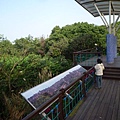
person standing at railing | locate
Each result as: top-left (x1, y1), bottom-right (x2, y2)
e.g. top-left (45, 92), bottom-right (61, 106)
top-left (95, 43), bottom-right (101, 58)
top-left (94, 58), bottom-right (105, 89)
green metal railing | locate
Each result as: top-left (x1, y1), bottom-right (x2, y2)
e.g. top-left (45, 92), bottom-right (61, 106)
top-left (22, 67), bottom-right (95, 120)
top-left (73, 51), bottom-right (101, 66)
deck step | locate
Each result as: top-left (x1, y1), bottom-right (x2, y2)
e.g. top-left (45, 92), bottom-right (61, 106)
top-left (84, 66), bottom-right (120, 80)
top-left (104, 69), bottom-right (120, 72)
top-left (103, 71), bottom-right (120, 75)
top-left (103, 67), bottom-right (120, 80)
top-left (103, 75), bottom-right (120, 80)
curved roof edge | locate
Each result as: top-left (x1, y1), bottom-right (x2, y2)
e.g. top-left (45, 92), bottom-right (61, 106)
top-left (75, 0), bottom-right (120, 17)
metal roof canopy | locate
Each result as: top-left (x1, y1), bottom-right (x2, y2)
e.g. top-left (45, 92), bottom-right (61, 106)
top-left (75, 0), bottom-right (120, 34)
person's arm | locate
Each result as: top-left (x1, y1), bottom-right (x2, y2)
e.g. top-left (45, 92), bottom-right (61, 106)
top-left (95, 64), bottom-right (100, 70)
top-left (101, 63), bottom-right (105, 70)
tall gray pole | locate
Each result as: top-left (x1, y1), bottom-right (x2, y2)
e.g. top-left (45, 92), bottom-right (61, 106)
top-left (113, 13), bottom-right (115, 35)
top-left (109, 1), bottom-right (111, 34)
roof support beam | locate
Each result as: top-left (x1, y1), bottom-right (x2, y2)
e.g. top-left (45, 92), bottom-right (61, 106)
top-left (94, 3), bottom-right (108, 28)
top-left (116, 24), bottom-right (120, 32)
top-left (102, 13), bottom-right (109, 27)
top-left (113, 14), bottom-right (120, 28)
top-left (75, 0), bottom-right (120, 35)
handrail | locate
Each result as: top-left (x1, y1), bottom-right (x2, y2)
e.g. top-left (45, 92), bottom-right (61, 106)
top-left (22, 93), bottom-right (61, 120)
top-left (73, 50), bottom-right (101, 66)
top-left (73, 48), bottom-right (93, 53)
top-left (73, 51), bottom-right (101, 54)
top-left (22, 67), bottom-right (95, 120)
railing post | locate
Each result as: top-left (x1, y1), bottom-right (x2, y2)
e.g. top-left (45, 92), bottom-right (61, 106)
top-left (73, 53), bottom-right (75, 66)
top-left (58, 89), bottom-right (65, 120)
top-left (74, 54), bottom-right (77, 66)
top-left (82, 73), bottom-right (87, 98)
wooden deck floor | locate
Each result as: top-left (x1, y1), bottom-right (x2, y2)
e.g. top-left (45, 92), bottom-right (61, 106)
top-left (102, 56), bottom-right (120, 68)
top-left (67, 79), bottom-right (120, 120)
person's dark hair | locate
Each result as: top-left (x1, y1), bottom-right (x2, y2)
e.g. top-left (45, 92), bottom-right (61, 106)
top-left (97, 58), bottom-right (102, 64)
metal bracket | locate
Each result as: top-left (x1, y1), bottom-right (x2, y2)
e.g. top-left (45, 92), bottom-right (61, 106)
top-left (79, 80), bottom-right (82, 84)
top-left (89, 74), bottom-right (93, 78)
top-left (116, 24), bottom-right (120, 32)
top-left (65, 92), bottom-right (73, 100)
top-left (94, 3), bottom-right (108, 28)
top-left (42, 112), bottom-right (51, 120)
top-left (113, 14), bottom-right (120, 28)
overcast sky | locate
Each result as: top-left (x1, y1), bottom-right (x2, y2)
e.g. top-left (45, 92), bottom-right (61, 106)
top-left (0, 0), bottom-right (105, 42)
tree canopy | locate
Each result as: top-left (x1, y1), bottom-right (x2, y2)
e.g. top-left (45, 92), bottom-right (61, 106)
top-left (1, 21), bottom-right (120, 119)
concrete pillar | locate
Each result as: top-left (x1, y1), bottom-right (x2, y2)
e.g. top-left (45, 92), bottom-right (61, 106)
top-left (106, 34), bottom-right (114, 63)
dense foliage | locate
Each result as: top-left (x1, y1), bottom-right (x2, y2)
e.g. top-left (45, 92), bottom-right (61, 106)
top-left (1, 21), bottom-right (118, 119)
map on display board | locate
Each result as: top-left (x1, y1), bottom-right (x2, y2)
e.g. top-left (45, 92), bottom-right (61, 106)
top-left (21, 65), bottom-right (87, 109)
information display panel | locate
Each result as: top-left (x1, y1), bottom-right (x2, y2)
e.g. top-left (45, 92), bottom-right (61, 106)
top-left (21, 65), bottom-right (86, 108)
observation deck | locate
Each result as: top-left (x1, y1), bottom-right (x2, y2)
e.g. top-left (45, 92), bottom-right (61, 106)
top-left (22, 51), bottom-right (120, 120)
top-left (67, 79), bottom-right (120, 120)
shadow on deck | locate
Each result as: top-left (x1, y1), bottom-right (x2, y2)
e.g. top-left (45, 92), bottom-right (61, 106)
top-left (66, 79), bottom-right (120, 120)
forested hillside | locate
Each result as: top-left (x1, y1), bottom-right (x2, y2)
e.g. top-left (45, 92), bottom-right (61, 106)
top-left (0, 21), bottom-right (120, 119)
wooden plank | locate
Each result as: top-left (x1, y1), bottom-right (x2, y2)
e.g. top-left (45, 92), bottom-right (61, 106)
top-left (89, 80), bottom-right (112, 120)
top-left (105, 80), bottom-right (117, 120)
top-left (68, 80), bottom-right (120, 120)
top-left (98, 80), bottom-right (115, 120)
top-left (72, 87), bottom-right (98, 120)
top-left (73, 80), bottom-right (108, 120)
top-left (111, 81), bottom-right (120, 120)
top-left (66, 87), bottom-right (97, 120)
top-left (117, 81), bottom-right (120, 120)
top-left (83, 80), bottom-right (109, 120)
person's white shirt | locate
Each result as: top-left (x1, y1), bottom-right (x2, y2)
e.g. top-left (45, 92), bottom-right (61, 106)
top-left (94, 63), bottom-right (105, 76)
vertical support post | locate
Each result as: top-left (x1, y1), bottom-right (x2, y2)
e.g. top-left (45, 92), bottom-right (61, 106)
top-left (73, 53), bottom-right (77, 66)
top-left (59, 89), bottom-right (64, 120)
top-left (106, 34), bottom-right (114, 63)
top-left (109, 1), bottom-right (111, 34)
top-left (82, 73), bottom-right (87, 98)
top-left (73, 53), bottom-right (75, 66)
top-left (114, 36), bottom-right (117, 58)
top-left (113, 12), bottom-right (115, 35)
